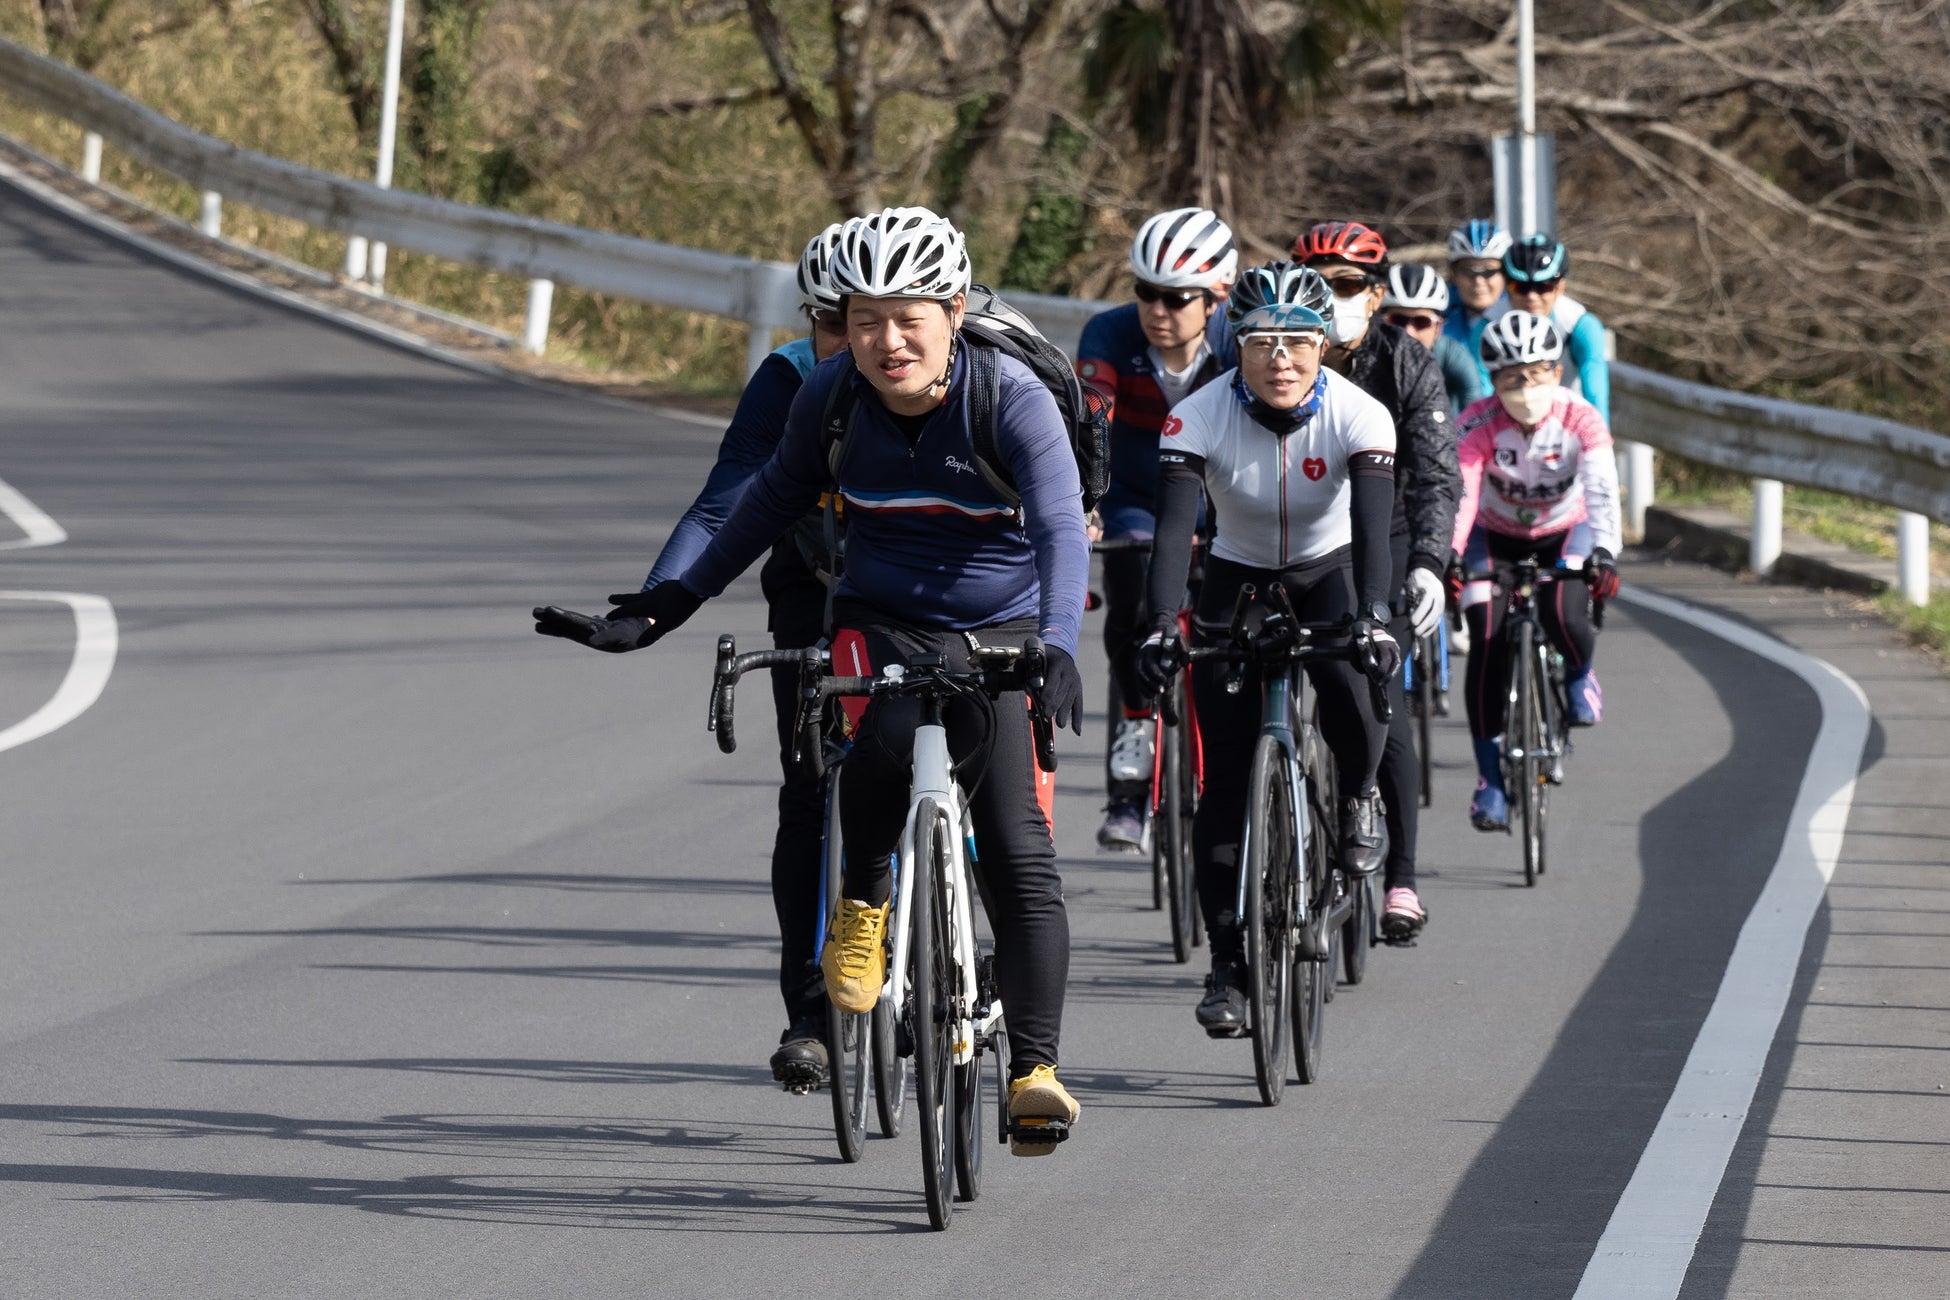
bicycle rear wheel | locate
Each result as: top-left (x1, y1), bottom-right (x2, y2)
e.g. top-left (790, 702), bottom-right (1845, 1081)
top-left (953, 994), bottom-right (988, 1201)
top-left (1515, 623), bottom-right (1545, 887)
top-left (1244, 734), bottom-right (1295, 1107)
top-left (1159, 679), bottom-right (1197, 963)
top-left (1294, 729), bottom-right (1333, 1082)
top-left (871, 994), bottom-right (905, 1138)
top-left (821, 773), bottom-right (870, 1163)
top-left (910, 799), bottom-right (956, 1229)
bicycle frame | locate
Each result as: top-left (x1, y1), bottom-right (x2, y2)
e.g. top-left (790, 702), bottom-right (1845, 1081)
top-left (1232, 664), bottom-right (1315, 934)
top-left (886, 708), bottom-right (999, 1067)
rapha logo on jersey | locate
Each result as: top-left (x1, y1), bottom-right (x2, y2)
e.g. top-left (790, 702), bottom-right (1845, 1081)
top-left (1495, 447), bottom-right (1520, 468)
top-left (1302, 457), bottom-right (1327, 481)
top-left (1161, 415), bottom-right (1185, 438)
top-left (944, 455), bottom-right (978, 476)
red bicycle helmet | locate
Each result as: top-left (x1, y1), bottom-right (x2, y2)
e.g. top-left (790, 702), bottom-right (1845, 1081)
top-left (1291, 220), bottom-right (1389, 268)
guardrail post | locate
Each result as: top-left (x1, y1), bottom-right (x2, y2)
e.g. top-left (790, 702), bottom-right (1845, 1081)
top-left (80, 132), bottom-right (102, 184)
top-left (522, 278), bottom-right (554, 355)
top-left (744, 322), bottom-right (775, 379)
top-left (198, 191), bottom-right (221, 238)
top-left (343, 235), bottom-right (369, 283)
top-left (1896, 511), bottom-right (1931, 606)
top-left (1751, 478), bottom-right (1784, 577)
top-left (1618, 440), bottom-right (1654, 542)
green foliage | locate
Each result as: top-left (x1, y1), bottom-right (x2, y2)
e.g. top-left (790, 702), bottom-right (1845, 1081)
top-left (1000, 117), bottom-right (1093, 294)
top-left (1081, 1), bottom-right (1173, 148)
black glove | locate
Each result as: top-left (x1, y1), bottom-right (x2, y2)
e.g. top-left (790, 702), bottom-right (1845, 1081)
top-left (1134, 633), bottom-right (1176, 697)
top-left (1586, 547), bottom-right (1621, 602)
top-left (531, 580), bottom-right (704, 655)
top-left (1041, 646), bottom-right (1086, 735)
top-left (1444, 552), bottom-right (1466, 609)
top-left (1351, 617), bottom-right (1403, 682)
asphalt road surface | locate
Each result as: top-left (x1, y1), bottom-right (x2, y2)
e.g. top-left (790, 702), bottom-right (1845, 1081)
top-left (0, 181), bottom-right (1943, 1298)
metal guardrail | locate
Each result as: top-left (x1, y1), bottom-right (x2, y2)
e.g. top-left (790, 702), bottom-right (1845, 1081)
top-left (0, 37), bottom-right (1938, 602)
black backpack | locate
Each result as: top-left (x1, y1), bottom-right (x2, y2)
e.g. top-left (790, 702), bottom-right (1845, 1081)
top-left (817, 284), bottom-right (1111, 515)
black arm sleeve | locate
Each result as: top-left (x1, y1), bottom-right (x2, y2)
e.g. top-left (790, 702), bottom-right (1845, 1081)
top-left (1394, 335), bottom-right (1463, 572)
top-left (1349, 454), bottom-right (1396, 613)
top-left (1146, 454), bottom-right (1207, 636)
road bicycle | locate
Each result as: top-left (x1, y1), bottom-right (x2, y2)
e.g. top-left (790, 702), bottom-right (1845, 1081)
top-left (709, 634), bottom-right (1061, 1229)
top-left (1402, 617), bottom-right (1452, 808)
top-left (1162, 585), bottom-right (1392, 1106)
top-left (1467, 558), bottom-right (1601, 886)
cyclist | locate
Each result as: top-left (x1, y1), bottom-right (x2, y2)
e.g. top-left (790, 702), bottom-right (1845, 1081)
top-left (1076, 207), bottom-right (1238, 851)
top-left (1383, 262), bottom-right (1488, 416)
top-left (531, 224), bottom-right (849, 1091)
top-left (1444, 219), bottom-right (1512, 388)
top-left (1449, 311), bottom-right (1622, 831)
top-left (534, 207), bottom-right (1090, 1154)
top-left (1293, 222), bottom-right (1459, 940)
top-left (1502, 233), bottom-right (1609, 423)
top-left (1134, 262), bottom-right (1402, 1034)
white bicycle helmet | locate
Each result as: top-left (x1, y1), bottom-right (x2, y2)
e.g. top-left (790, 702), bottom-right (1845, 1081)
top-left (829, 206), bottom-right (970, 301)
top-left (1479, 310), bottom-right (1565, 370)
top-left (796, 222), bottom-right (847, 311)
top-left (1447, 218), bottom-right (1513, 263)
top-left (1130, 207), bottom-right (1239, 289)
top-left (1382, 263), bottom-right (1450, 314)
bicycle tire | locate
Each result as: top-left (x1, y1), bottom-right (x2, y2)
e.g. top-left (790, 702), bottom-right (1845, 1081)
top-left (1160, 678), bottom-right (1196, 963)
top-left (910, 799), bottom-right (956, 1229)
top-left (1416, 636), bottom-right (1435, 808)
top-left (1516, 622), bottom-right (1543, 887)
top-left (1341, 869), bottom-right (1374, 987)
top-left (953, 1052), bottom-right (985, 1202)
top-left (1244, 734), bottom-right (1294, 1107)
top-left (871, 993), bottom-right (906, 1138)
top-left (1534, 644), bottom-right (1555, 877)
top-left (820, 772), bottom-right (870, 1163)
top-left (1294, 725), bottom-right (1331, 1082)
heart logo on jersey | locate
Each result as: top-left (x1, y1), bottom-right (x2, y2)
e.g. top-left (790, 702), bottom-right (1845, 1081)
top-left (1302, 457), bottom-right (1326, 481)
top-left (1161, 415), bottom-right (1185, 437)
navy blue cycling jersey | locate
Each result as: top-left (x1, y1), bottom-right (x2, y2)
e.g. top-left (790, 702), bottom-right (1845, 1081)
top-left (679, 346), bottom-right (1089, 659)
top-left (1075, 304), bottom-right (1235, 522)
top-left (645, 338), bottom-right (817, 587)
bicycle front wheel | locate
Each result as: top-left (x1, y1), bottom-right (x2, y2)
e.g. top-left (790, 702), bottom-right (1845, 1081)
top-left (871, 993), bottom-right (906, 1138)
top-left (1417, 636), bottom-right (1435, 807)
top-left (1515, 623), bottom-right (1544, 887)
top-left (1244, 734), bottom-right (1295, 1107)
top-left (1159, 679), bottom-right (1197, 963)
top-left (822, 772), bottom-right (870, 1163)
top-left (909, 799), bottom-right (956, 1229)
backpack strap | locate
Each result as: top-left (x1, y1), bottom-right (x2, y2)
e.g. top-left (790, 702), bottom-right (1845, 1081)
top-left (965, 343), bottom-right (1021, 514)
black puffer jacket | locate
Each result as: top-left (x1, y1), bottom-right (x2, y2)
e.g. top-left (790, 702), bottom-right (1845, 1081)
top-left (1336, 321), bottom-right (1462, 575)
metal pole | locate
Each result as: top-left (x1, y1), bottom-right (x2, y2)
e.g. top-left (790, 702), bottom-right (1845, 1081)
top-left (1516, 0), bottom-right (1537, 234)
top-left (1619, 442), bottom-right (1654, 543)
top-left (1751, 479), bottom-right (1783, 577)
top-left (367, 0), bottom-right (407, 289)
top-left (1896, 511), bottom-right (1930, 607)
top-left (522, 279), bottom-right (555, 355)
top-left (80, 132), bottom-right (102, 184)
top-left (198, 191), bottom-right (222, 238)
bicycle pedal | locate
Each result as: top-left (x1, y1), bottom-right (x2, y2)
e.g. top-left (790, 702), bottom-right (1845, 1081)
top-left (1007, 1116), bottom-right (1072, 1153)
top-left (1202, 1023), bottom-right (1248, 1040)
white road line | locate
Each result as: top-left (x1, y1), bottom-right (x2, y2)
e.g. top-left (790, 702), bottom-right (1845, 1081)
top-left (0, 474), bottom-right (68, 548)
top-left (0, 592), bottom-right (118, 753)
top-left (1573, 587), bottom-right (1871, 1300)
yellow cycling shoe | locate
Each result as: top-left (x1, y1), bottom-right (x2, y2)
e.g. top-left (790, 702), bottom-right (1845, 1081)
top-left (820, 898), bottom-right (890, 1013)
top-left (1006, 1064), bottom-right (1079, 1157)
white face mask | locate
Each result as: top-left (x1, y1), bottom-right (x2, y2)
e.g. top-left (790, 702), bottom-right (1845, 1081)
top-left (1328, 293), bottom-right (1372, 346)
top-left (1497, 383), bottom-right (1560, 427)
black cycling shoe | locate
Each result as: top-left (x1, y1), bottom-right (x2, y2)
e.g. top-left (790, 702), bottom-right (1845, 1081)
top-left (769, 1017), bottom-right (829, 1093)
top-left (1339, 790), bottom-right (1389, 876)
top-left (1196, 961), bottom-right (1249, 1038)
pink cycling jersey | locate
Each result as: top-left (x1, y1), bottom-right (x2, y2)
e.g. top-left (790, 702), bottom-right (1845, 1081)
top-left (1450, 388), bottom-right (1622, 555)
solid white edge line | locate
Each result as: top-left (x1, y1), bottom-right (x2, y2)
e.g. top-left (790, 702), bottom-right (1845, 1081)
top-left (0, 592), bottom-right (118, 753)
top-left (0, 473), bottom-right (67, 549)
top-left (1572, 586), bottom-right (1870, 1300)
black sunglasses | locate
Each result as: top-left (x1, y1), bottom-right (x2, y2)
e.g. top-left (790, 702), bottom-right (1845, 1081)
top-left (1384, 311), bottom-right (1442, 331)
top-left (1456, 266), bottom-right (1503, 281)
top-left (1134, 282), bottom-right (1210, 310)
top-left (1509, 279), bottom-right (1564, 296)
top-left (1323, 274), bottom-right (1375, 296)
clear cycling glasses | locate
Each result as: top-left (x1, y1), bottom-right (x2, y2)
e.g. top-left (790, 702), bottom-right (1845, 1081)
top-left (1240, 332), bottom-right (1326, 364)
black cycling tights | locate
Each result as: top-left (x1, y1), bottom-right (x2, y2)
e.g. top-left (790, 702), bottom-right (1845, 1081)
top-left (1462, 530), bottom-right (1597, 741)
top-left (1192, 552), bottom-right (1387, 962)
top-left (830, 605), bottom-right (1069, 1077)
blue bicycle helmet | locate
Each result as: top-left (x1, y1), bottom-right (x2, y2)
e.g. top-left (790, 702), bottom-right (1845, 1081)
top-left (1446, 218), bottom-right (1512, 263)
top-left (1227, 261), bottom-right (1334, 333)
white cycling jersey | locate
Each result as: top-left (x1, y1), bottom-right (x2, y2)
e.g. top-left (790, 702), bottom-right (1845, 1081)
top-left (1159, 366), bottom-right (1396, 570)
